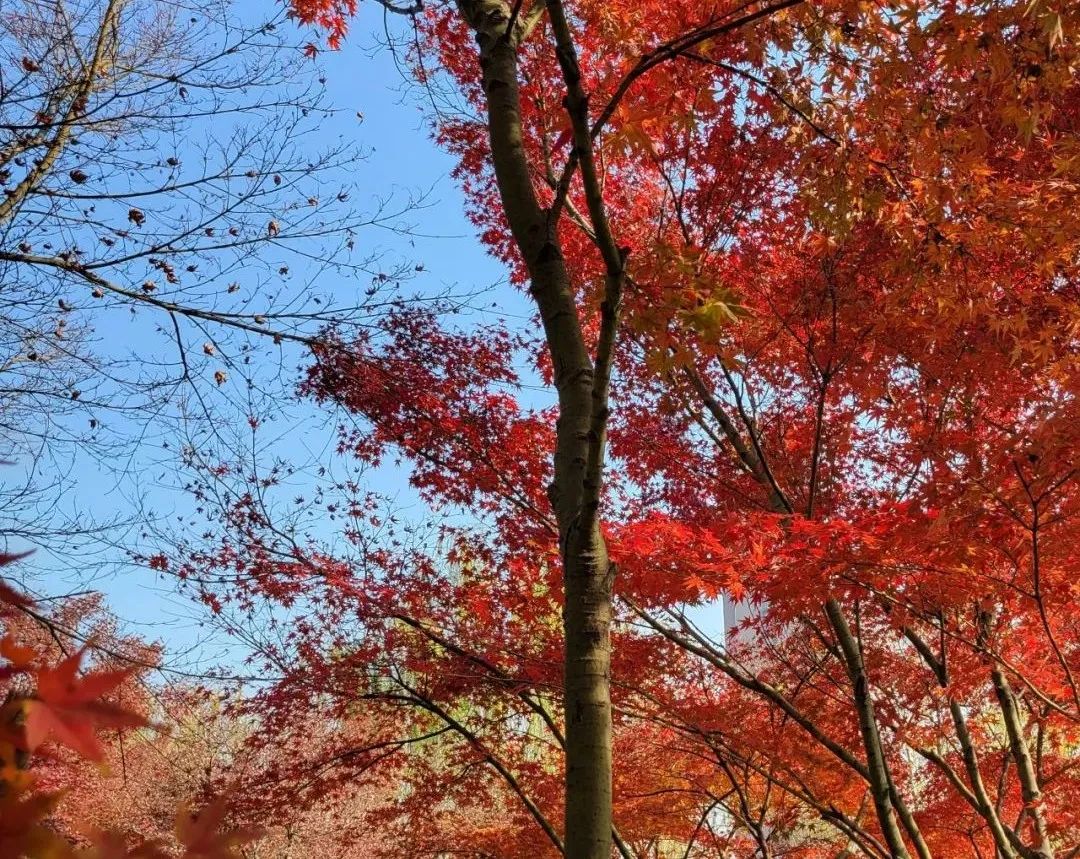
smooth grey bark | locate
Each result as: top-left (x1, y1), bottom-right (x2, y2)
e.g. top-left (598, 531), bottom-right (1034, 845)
top-left (454, 3), bottom-right (614, 856)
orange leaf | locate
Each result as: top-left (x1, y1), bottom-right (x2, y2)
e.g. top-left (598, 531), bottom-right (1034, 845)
top-left (23, 649), bottom-right (147, 761)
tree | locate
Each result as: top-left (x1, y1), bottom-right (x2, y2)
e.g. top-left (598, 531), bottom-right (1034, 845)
top-left (0, 0), bottom-right (417, 571)
top-left (0, 543), bottom-right (405, 858)
top-left (152, 0), bottom-right (1080, 858)
top-left (286, 1), bottom-right (817, 855)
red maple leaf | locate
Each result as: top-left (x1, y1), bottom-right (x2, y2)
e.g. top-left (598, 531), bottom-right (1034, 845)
top-left (23, 648), bottom-right (147, 761)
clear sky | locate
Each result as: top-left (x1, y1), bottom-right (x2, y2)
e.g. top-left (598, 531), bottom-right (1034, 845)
top-left (12, 6), bottom-right (520, 667)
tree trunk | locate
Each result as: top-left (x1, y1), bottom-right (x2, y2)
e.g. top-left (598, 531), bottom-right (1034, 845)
top-left (455, 3), bottom-right (614, 856)
top-left (563, 525), bottom-right (613, 859)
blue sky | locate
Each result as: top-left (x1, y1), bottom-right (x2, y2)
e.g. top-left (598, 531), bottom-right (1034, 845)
top-left (11, 8), bottom-right (522, 666)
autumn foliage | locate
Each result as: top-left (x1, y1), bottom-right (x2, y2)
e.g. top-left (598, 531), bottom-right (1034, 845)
top-left (5, 0), bottom-right (1080, 857)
